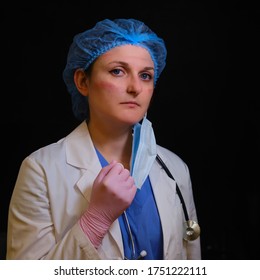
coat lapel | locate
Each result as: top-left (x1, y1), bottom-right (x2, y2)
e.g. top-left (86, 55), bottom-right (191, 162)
top-left (64, 121), bottom-right (124, 257)
top-left (65, 121), bottom-right (101, 201)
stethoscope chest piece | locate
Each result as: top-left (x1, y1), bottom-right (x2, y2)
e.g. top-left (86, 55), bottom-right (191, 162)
top-left (183, 220), bottom-right (200, 241)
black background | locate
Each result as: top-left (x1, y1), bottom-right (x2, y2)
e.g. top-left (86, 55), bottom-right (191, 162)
top-left (1, 1), bottom-right (260, 259)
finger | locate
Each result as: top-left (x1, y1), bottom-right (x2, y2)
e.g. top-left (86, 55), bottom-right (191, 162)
top-left (118, 168), bottom-right (131, 181)
top-left (127, 182), bottom-right (137, 202)
top-left (108, 162), bottom-right (126, 176)
top-left (115, 163), bottom-right (125, 174)
top-left (96, 160), bottom-right (118, 182)
top-left (125, 176), bottom-right (135, 188)
top-left (117, 163), bottom-right (124, 170)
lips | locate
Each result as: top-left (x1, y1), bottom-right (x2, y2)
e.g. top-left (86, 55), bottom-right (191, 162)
top-left (121, 101), bottom-right (140, 106)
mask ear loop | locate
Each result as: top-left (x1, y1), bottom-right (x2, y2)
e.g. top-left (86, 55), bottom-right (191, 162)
top-left (156, 154), bottom-right (201, 241)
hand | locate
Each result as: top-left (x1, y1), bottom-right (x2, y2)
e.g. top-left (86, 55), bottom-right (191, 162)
top-left (79, 160), bottom-right (137, 248)
top-left (89, 160), bottom-right (136, 220)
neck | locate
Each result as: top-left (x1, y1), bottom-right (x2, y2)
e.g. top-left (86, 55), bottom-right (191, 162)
top-left (87, 120), bottom-right (133, 169)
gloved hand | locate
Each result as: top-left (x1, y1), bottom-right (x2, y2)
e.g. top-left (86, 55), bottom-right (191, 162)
top-left (79, 160), bottom-right (137, 248)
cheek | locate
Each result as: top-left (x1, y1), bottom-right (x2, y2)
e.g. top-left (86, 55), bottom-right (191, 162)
top-left (96, 80), bottom-right (119, 92)
top-left (145, 88), bottom-right (154, 100)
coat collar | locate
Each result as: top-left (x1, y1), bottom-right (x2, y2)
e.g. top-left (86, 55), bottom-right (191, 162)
top-left (65, 121), bottom-right (100, 170)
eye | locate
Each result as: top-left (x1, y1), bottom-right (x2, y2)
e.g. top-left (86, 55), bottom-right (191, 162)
top-left (110, 68), bottom-right (124, 76)
top-left (140, 72), bottom-right (153, 81)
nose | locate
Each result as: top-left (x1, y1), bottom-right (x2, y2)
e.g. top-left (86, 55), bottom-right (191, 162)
top-left (126, 75), bottom-right (142, 96)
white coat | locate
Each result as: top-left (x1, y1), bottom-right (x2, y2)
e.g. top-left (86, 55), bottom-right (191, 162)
top-left (6, 121), bottom-right (201, 260)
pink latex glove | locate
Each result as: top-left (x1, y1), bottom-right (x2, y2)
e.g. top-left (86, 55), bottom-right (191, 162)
top-left (79, 160), bottom-right (137, 248)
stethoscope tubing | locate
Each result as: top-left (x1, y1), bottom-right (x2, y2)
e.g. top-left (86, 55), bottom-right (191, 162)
top-left (156, 154), bottom-right (190, 222)
top-left (124, 154), bottom-right (191, 260)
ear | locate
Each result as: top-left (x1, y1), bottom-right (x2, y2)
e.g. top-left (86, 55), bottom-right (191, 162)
top-left (73, 69), bottom-right (88, 97)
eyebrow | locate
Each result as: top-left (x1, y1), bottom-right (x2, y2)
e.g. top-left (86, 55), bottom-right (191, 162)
top-left (108, 61), bottom-right (154, 71)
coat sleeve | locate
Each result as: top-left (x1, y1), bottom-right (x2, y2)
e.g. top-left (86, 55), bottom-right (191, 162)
top-left (6, 156), bottom-right (101, 260)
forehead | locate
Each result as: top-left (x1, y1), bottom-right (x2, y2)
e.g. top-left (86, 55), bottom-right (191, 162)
top-left (98, 44), bottom-right (154, 65)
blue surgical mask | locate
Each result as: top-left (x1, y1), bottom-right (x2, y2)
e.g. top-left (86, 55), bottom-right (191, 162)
top-left (130, 115), bottom-right (157, 189)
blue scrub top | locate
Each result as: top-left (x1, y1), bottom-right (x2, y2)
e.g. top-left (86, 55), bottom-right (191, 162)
top-left (95, 148), bottom-right (163, 260)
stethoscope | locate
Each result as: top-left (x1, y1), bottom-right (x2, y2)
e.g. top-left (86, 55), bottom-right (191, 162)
top-left (123, 154), bottom-right (200, 260)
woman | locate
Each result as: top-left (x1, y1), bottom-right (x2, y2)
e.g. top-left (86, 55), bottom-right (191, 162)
top-left (6, 18), bottom-right (201, 260)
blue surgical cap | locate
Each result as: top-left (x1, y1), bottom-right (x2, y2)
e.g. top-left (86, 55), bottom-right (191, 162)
top-left (63, 18), bottom-right (167, 120)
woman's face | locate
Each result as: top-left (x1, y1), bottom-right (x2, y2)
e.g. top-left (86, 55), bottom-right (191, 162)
top-left (86, 44), bottom-right (155, 127)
